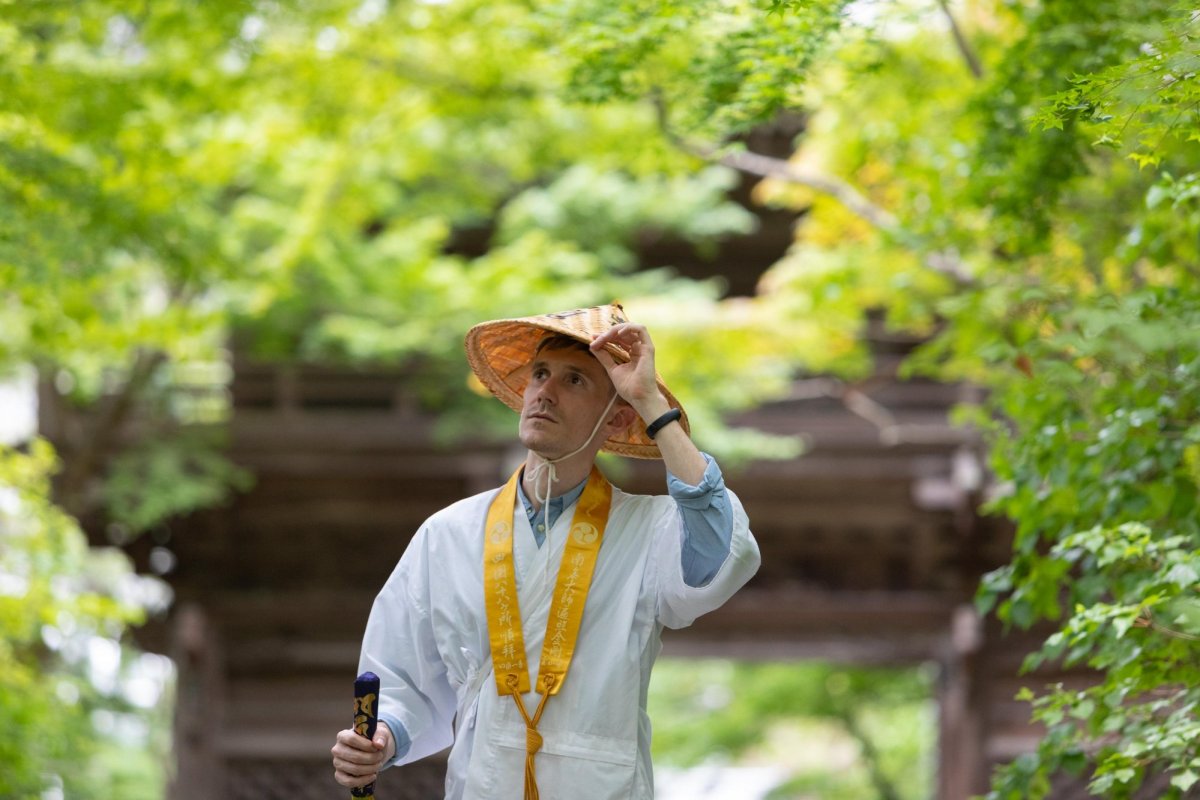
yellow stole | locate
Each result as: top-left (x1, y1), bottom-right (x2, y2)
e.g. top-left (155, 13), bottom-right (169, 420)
top-left (483, 466), bottom-right (612, 800)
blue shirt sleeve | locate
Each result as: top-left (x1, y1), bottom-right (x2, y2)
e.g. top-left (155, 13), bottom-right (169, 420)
top-left (666, 453), bottom-right (735, 588)
top-left (379, 713), bottom-right (412, 768)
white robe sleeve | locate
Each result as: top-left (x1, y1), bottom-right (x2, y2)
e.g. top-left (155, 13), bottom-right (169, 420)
top-left (358, 524), bottom-right (458, 766)
top-left (654, 487), bottom-right (760, 629)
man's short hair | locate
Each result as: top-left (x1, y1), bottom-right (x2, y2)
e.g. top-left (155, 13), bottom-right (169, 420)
top-left (534, 334), bottom-right (592, 357)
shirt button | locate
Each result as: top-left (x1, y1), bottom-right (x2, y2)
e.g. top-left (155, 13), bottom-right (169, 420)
top-left (537, 524), bottom-right (545, 532)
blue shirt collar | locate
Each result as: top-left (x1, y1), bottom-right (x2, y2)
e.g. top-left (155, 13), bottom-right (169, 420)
top-left (515, 468), bottom-right (589, 543)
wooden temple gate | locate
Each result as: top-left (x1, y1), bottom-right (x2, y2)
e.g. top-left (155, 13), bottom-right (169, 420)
top-left (50, 324), bottom-right (1076, 799)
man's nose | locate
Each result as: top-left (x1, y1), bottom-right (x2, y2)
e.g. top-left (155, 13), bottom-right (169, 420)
top-left (533, 378), bottom-right (558, 404)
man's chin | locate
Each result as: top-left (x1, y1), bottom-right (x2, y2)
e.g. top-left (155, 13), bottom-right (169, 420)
top-left (519, 431), bottom-right (567, 460)
top-left (518, 428), bottom-right (551, 451)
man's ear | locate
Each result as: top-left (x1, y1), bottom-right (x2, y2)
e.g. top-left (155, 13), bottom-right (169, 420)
top-left (606, 405), bottom-right (638, 434)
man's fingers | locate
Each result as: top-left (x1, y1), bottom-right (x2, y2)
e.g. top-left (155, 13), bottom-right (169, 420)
top-left (333, 768), bottom-right (379, 788)
top-left (591, 346), bottom-right (617, 372)
top-left (589, 333), bottom-right (625, 357)
top-left (335, 728), bottom-right (377, 751)
top-left (593, 325), bottom-right (654, 363)
top-left (333, 754), bottom-right (381, 774)
top-left (331, 748), bottom-right (381, 767)
top-left (331, 742), bottom-right (384, 789)
top-left (332, 745), bottom-right (383, 766)
top-left (331, 730), bottom-right (387, 772)
top-left (593, 323), bottom-right (646, 345)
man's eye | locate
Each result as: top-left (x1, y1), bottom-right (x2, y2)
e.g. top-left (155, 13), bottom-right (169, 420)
top-left (570, 374), bottom-right (584, 385)
top-left (533, 368), bottom-right (548, 379)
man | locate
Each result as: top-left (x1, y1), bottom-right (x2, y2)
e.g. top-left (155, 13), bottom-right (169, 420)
top-left (331, 304), bottom-right (759, 799)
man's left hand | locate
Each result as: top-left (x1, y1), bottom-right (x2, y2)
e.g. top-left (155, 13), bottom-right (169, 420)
top-left (590, 323), bottom-right (670, 419)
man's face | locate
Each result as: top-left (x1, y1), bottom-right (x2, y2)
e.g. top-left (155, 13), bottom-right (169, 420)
top-left (519, 345), bottom-right (616, 458)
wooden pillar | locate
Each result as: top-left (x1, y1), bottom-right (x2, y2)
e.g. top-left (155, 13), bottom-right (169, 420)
top-left (169, 603), bottom-right (224, 800)
top-left (937, 604), bottom-right (987, 800)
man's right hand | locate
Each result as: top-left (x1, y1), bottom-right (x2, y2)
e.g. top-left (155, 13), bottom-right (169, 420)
top-left (331, 722), bottom-right (394, 788)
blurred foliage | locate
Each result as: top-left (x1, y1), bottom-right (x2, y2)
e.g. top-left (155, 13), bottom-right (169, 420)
top-left (0, 440), bottom-right (171, 798)
top-left (745, 2), bottom-right (1200, 796)
top-left (544, 0), bottom-right (849, 136)
top-left (0, 0), bottom-right (839, 793)
top-left (648, 658), bottom-right (935, 799)
top-left (0, 0), bottom-right (825, 495)
top-left (558, 0), bottom-right (1200, 793)
top-left (102, 429), bottom-right (254, 536)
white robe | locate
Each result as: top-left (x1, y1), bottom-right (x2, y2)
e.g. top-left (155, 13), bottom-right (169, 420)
top-left (359, 480), bottom-right (760, 799)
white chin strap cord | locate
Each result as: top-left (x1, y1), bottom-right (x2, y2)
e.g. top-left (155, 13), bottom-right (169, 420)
top-left (527, 392), bottom-right (620, 579)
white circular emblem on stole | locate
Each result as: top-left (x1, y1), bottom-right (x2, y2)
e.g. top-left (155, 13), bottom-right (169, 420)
top-left (570, 522), bottom-right (599, 545)
top-left (490, 521), bottom-right (510, 543)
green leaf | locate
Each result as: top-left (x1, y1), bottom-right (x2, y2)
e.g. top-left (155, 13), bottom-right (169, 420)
top-left (1070, 699), bottom-right (1096, 720)
top-left (1164, 563), bottom-right (1199, 589)
top-left (1172, 770), bottom-right (1199, 792)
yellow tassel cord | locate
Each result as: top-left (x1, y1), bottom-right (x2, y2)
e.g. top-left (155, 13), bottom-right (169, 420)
top-left (506, 673), bottom-right (558, 800)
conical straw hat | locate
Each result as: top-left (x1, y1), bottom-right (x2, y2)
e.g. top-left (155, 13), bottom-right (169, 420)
top-left (465, 303), bottom-right (689, 459)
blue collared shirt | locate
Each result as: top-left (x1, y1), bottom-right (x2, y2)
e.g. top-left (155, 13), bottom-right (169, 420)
top-left (516, 453), bottom-right (734, 588)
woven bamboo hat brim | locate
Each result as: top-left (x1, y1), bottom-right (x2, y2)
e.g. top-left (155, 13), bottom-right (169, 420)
top-left (465, 304), bottom-right (689, 459)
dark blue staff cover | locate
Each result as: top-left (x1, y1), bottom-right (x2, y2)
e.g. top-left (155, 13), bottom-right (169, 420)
top-left (352, 671), bottom-right (381, 800)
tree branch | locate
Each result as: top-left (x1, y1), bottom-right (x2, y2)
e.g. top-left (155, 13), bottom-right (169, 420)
top-left (716, 148), bottom-right (900, 231)
top-left (1136, 610), bottom-right (1200, 642)
top-left (650, 91), bottom-right (976, 287)
top-left (788, 377), bottom-right (970, 447)
top-left (357, 54), bottom-right (539, 99)
top-left (58, 349), bottom-right (168, 519)
top-left (935, 0), bottom-right (984, 79)
top-left (835, 705), bottom-right (903, 800)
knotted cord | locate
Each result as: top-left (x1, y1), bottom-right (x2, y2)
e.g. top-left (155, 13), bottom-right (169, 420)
top-left (526, 392), bottom-right (619, 581)
top-left (506, 672), bottom-right (557, 800)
